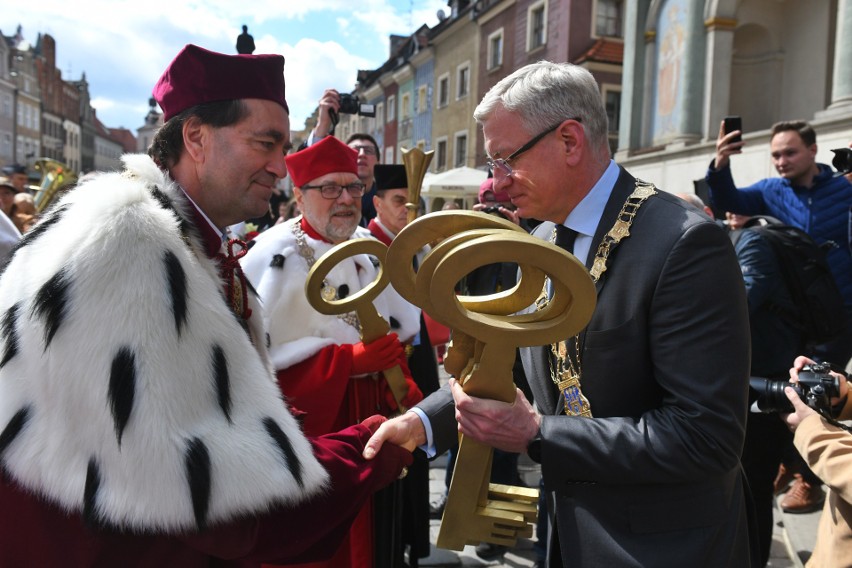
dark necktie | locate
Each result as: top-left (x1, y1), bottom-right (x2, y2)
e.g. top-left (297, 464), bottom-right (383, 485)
top-left (554, 224), bottom-right (577, 255)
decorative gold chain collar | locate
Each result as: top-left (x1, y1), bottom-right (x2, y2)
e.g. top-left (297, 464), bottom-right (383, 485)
top-left (589, 179), bottom-right (657, 282)
top-left (292, 218), bottom-right (361, 330)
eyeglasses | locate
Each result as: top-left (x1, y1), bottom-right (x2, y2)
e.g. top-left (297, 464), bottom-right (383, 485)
top-left (301, 182), bottom-right (367, 199)
top-left (350, 144), bottom-right (378, 156)
top-left (486, 118), bottom-right (581, 178)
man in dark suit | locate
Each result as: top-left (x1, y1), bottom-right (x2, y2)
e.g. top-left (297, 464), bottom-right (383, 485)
top-left (364, 61), bottom-right (755, 566)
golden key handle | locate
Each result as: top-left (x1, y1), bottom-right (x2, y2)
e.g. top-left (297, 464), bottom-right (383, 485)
top-left (385, 210), bottom-right (527, 305)
top-left (305, 238), bottom-right (410, 411)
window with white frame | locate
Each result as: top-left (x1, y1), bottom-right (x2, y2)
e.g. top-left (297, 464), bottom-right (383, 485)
top-left (487, 29), bottom-right (504, 70)
top-left (454, 131), bottom-right (468, 167)
top-left (456, 63), bottom-right (470, 99)
top-left (604, 87), bottom-right (621, 134)
top-left (595, 0), bottom-right (623, 38)
top-left (437, 73), bottom-right (450, 108)
top-left (401, 93), bottom-right (411, 120)
top-left (527, 1), bottom-right (547, 51)
top-left (387, 95), bottom-right (396, 122)
top-left (418, 85), bottom-right (428, 113)
top-left (376, 102), bottom-right (385, 127)
top-left (435, 137), bottom-right (448, 171)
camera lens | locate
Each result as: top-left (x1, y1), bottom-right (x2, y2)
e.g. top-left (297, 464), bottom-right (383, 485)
top-left (749, 377), bottom-right (795, 413)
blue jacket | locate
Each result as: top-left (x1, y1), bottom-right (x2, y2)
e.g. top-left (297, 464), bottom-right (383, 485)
top-left (707, 162), bottom-right (852, 313)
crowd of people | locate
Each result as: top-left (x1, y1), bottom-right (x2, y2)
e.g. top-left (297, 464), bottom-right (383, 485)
top-left (2, 40), bottom-right (852, 568)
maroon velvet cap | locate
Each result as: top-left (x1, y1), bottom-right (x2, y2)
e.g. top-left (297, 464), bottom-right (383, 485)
top-left (285, 136), bottom-right (358, 188)
top-left (153, 44), bottom-right (288, 122)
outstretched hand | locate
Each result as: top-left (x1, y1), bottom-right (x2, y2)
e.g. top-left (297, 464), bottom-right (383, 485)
top-left (363, 411), bottom-right (426, 459)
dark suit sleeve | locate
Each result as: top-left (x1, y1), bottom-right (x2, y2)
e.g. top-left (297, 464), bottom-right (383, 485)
top-left (539, 220), bottom-right (751, 487)
top-left (415, 384), bottom-right (458, 456)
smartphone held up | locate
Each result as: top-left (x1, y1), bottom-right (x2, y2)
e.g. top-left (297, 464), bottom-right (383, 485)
top-left (724, 116), bottom-right (743, 144)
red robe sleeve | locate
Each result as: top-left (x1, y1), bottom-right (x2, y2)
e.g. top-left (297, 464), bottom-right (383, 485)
top-left (277, 344), bottom-right (355, 437)
top-left (183, 422), bottom-right (413, 564)
top-left (0, 424), bottom-right (412, 567)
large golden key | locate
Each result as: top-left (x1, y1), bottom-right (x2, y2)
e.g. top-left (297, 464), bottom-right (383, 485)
top-left (386, 211), bottom-right (596, 551)
top-left (305, 238), bottom-right (410, 411)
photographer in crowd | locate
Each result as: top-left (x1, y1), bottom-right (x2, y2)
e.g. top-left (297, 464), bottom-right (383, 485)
top-left (785, 357), bottom-right (852, 567)
top-left (306, 88), bottom-right (381, 226)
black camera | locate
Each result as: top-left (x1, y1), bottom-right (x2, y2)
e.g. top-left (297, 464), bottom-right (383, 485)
top-left (338, 94), bottom-right (376, 117)
top-left (832, 148), bottom-right (852, 175)
top-left (750, 363), bottom-right (840, 414)
top-left (480, 205), bottom-right (509, 220)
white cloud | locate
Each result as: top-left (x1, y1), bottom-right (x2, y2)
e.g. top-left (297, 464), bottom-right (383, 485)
top-left (276, 38), bottom-right (374, 130)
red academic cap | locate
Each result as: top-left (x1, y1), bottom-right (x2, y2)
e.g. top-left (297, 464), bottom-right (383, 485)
top-left (285, 136), bottom-right (359, 188)
top-left (153, 44), bottom-right (287, 122)
top-left (479, 178), bottom-right (510, 204)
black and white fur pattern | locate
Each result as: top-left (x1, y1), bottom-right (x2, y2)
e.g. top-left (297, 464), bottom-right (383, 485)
top-left (0, 154), bottom-right (327, 532)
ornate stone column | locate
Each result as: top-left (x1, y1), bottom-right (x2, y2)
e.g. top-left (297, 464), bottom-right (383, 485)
top-left (702, 17), bottom-right (737, 141)
top-left (818, 0), bottom-right (852, 118)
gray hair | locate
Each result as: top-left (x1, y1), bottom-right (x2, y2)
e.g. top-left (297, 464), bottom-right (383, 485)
top-left (474, 61), bottom-right (610, 159)
top-left (676, 192), bottom-right (706, 210)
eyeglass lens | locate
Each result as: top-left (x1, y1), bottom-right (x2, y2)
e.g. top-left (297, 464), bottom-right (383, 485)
top-left (319, 183), bottom-right (365, 198)
top-left (351, 145), bottom-right (377, 156)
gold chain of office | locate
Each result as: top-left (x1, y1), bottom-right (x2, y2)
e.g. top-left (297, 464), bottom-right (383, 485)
top-left (538, 179), bottom-right (658, 417)
top-left (292, 218), bottom-right (361, 330)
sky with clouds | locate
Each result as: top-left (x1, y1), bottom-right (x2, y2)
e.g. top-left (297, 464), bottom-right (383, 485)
top-left (4, 0), bottom-right (448, 132)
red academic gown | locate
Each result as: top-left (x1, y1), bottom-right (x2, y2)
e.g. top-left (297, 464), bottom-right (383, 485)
top-left (270, 219), bottom-right (422, 568)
